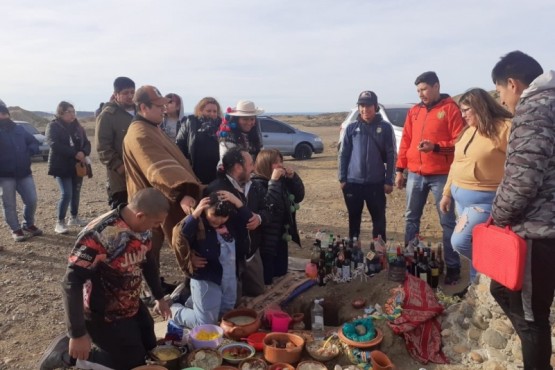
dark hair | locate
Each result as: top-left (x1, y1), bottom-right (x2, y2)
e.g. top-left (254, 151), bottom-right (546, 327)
top-left (491, 50), bottom-right (543, 86)
top-left (224, 116), bottom-right (263, 155)
top-left (55, 101), bottom-right (74, 118)
top-left (458, 88), bottom-right (513, 144)
top-left (222, 147), bottom-right (247, 174)
top-left (194, 97), bottom-right (222, 118)
top-left (165, 93), bottom-right (181, 109)
top-left (129, 188), bottom-right (170, 215)
top-left (414, 71), bottom-right (439, 86)
top-left (207, 192), bottom-right (235, 217)
top-left (113, 76), bottom-right (135, 93)
top-left (254, 148), bottom-right (283, 180)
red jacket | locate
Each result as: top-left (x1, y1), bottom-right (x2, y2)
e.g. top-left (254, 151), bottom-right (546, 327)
top-left (396, 95), bottom-right (465, 175)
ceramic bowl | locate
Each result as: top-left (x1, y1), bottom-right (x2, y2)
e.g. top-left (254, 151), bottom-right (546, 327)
top-left (268, 363), bottom-right (295, 370)
top-left (190, 324), bottom-right (224, 349)
top-left (219, 342), bottom-right (255, 364)
top-left (305, 339), bottom-right (340, 361)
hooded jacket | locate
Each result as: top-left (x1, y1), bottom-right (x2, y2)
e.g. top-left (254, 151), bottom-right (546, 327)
top-left (396, 94), bottom-right (465, 175)
top-left (123, 114), bottom-right (202, 247)
top-left (338, 113), bottom-right (396, 185)
top-left (95, 102), bottom-right (135, 195)
top-left (0, 119), bottom-right (39, 178)
top-left (492, 70), bottom-right (555, 239)
top-left (46, 118), bottom-right (91, 178)
top-left (160, 93), bottom-right (186, 141)
top-left (176, 114), bottom-right (222, 185)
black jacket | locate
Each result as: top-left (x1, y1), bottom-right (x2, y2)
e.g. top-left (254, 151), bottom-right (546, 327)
top-left (0, 119), bottom-right (39, 178)
top-left (176, 115), bottom-right (221, 185)
top-left (46, 119), bottom-right (91, 178)
top-left (251, 173), bottom-right (305, 256)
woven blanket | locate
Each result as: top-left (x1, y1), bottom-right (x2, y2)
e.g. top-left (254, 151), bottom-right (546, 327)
top-left (239, 271), bottom-right (315, 314)
top-left (388, 274), bottom-right (448, 364)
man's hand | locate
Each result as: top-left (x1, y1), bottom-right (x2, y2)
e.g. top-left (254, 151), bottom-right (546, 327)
top-left (191, 197), bottom-right (210, 219)
top-left (395, 172), bottom-right (405, 189)
top-left (116, 164), bottom-right (125, 175)
top-left (384, 184), bottom-right (393, 194)
top-left (418, 139), bottom-right (435, 153)
top-left (192, 251), bottom-right (208, 269)
top-left (154, 299), bottom-right (172, 320)
top-left (69, 334), bottom-right (92, 361)
top-left (246, 213), bottom-right (262, 230)
top-left (439, 195), bottom-right (452, 214)
top-left (218, 191), bottom-right (243, 208)
top-left (180, 195), bottom-right (197, 215)
top-left (340, 182), bottom-right (346, 190)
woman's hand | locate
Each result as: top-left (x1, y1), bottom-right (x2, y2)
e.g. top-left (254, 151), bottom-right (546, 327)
top-left (75, 151), bottom-right (85, 161)
top-left (69, 334), bottom-right (91, 361)
top-left (271, 168), bottom-right (286, 181)
top-left (284, 166), bottom-right (295, 178)
top-left (180, 195), bottom-right (198, 215)
top-left (191, 197), bottom-right (210, 219)
top-left (191, 251), bottom-right (208, 269)
top-left (439, 195), bottom-right (452, 214)
top-left (218, 190), bottom-right (243, 208)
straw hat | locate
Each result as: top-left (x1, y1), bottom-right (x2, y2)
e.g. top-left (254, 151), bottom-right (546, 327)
top-left (228, 100), bottom-right (264, 116)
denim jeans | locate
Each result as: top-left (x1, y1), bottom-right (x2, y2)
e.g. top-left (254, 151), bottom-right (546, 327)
top-left (405, 172), bottom-right (460, 269)
top-left (170, 234), bottom-right (237, 328)
top-left (55, 176), bottom-right (83, 221)
top-left (0, 176), bottom-right (38, 231)
top-left (451, 185), bottom-right (495, 282)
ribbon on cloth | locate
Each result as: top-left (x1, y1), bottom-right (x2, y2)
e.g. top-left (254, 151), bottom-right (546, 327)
top-left (388, 274), bottom-right (448, 364)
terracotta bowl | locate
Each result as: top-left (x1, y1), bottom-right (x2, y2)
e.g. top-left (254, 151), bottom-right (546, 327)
top-left (220, 308), bottom-right (261, 340)
top-left (268, 362), bottom-right (295, 370)
top-left (263, 332), bottom-right (305, 364)
top-left (337, 327), bottom-right (383, 348)
top-left (213, 366), bottom-right (238, 370)
top-left (351, 298), bottom-right (367, 309)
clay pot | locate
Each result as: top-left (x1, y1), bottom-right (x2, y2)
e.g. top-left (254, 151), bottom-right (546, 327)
top-left (269, 362), bottom-right (295, 370)
top-left (370, 350), bottom-right (394, 370)
top-left (220, 308), bottom-right (261, 340)
top-left (263, 332), bottom-right (304, 364)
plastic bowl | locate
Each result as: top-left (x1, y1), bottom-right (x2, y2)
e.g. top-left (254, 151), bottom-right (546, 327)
top-left (219, 342), bottom-right (255, 364)
top-left (246, 332), bottom-right (267, 351)
top-left (190, 324), bottom-right (224, 349)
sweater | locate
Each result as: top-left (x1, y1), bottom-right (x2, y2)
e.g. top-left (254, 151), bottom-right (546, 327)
top-left (443, 120), bottom-right (511, 197)
top-left (396, 95), bottom-right (465, 175)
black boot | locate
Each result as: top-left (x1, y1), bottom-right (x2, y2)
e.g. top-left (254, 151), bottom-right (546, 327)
top-left (444, 267), bottom-right (461, 285)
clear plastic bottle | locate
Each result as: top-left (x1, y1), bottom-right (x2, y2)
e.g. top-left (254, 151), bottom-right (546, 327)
top-left (311, 299), bottom-right (325, 340)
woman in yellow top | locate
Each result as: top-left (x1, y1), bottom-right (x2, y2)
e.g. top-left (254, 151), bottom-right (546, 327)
top-left (439, 88), bottom-right (512, 286)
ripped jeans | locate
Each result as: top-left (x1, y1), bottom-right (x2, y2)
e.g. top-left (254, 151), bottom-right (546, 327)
top-left (450, 185), bottom-right (496, 282)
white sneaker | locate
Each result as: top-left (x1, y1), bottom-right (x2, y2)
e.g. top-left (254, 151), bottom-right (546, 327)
top-left (54, 221), bottom-right (68, 234)
top-left (68, 216), bottom-right (87, 227)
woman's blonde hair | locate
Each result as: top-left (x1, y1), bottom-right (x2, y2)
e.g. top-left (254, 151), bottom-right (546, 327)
top-left (254, 149), bottom-right (283, 180)
top-left (194, 97), bottom-right (222, 118)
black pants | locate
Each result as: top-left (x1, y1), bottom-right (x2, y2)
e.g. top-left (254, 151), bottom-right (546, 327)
top-left (86, 301), bottom-right (156, 370)
top-left (490, 238), bottom-right (555, 370)
top-left (108, 191), bottom-right (128, 210)
top-left (342, 182), bottom-right (386, 240)
top-left (261, 240), bottom-right (289, 285)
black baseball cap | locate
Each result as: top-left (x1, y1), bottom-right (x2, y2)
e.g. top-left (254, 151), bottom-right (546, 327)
top-left (357, 90), bottom-right (378, 106)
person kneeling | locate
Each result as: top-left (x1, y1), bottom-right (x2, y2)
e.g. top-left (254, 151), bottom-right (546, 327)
top-left (38, 188), bottom-right (172, 370)
top-left (170, 191), bottom-right (250, 328)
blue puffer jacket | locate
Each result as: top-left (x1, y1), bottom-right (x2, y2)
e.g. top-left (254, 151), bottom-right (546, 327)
top-left (338, 114), bottom-right (397, 185)
top-left (0, 119), bottom-right (39, 178)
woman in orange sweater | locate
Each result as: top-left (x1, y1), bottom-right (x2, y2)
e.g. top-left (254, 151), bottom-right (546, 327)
top-left (439, 88), bottom-right (512, 285)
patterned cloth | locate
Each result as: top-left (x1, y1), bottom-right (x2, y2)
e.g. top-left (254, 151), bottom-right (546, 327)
top-left (388, 274), bottom-right (448, 364)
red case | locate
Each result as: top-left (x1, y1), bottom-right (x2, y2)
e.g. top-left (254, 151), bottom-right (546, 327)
top-left (472, 218), bottom-right (527, 291)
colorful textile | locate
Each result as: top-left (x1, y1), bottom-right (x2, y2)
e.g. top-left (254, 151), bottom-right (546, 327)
top-left (388, 274), bottom-right (448, 364)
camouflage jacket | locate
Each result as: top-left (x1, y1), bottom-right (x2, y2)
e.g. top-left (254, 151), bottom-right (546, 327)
top-left (492, 70), bottom-right (555, 238)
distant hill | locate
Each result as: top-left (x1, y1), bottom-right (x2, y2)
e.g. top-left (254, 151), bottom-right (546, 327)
top-left (7, 107), bottom-right (94, 129)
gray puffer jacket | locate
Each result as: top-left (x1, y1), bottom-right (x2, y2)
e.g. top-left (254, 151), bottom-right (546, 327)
top-left (492, 70), bottom-right (555, 238)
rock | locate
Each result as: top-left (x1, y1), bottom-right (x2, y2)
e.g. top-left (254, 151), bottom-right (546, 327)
top-left (482, 360), bottom-right (507, 370)
top-left (354, 324), bottom-right (366, 336)
top-left (457, 316), bottom-right (471, 330)
top-left (468, 326), bottom-right (482, 341)
top-left (483, 328), bottom-right (508, 350)
top-left (471, 314), bottom-right (490, 330)
top-left (478, 307), bottom-right (493, 319)
top-left (453, 343), bottom-right (470, 354)
top-left (441, 329), bottom-right (451, 337)
top-left (491, 319), bottom-right (514, 335)
top-left (470, 351), bottom-right (484, 363)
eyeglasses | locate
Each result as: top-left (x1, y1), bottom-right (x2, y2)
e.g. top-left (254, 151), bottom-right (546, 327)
top-left (460, 107), bottom-right (472, 115)
top-left (153, 104), bottom-right (166, 109)
top-left (64, 110), bottom-right (76, 114)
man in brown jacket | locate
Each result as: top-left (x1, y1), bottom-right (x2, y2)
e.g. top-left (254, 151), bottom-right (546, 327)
top-left (95, 77), bottom-right (136, 209)
top-left (123, 85), bottom-right (202, 269)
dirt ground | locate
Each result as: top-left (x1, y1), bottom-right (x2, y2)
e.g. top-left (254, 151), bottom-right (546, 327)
top-left (0, 118), bottom-right (469, 369)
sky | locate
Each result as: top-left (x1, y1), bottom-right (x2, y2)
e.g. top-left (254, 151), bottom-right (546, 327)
top-left (1, 0), bottom-right (554, 113)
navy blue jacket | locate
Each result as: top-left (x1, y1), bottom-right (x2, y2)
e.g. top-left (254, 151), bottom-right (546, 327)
top-left (338, 114), bottom-right (396, 185)
top-left (181, 205), bottom-right (251, 285)
top-left (0, 119), bottom-right (39, 178)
